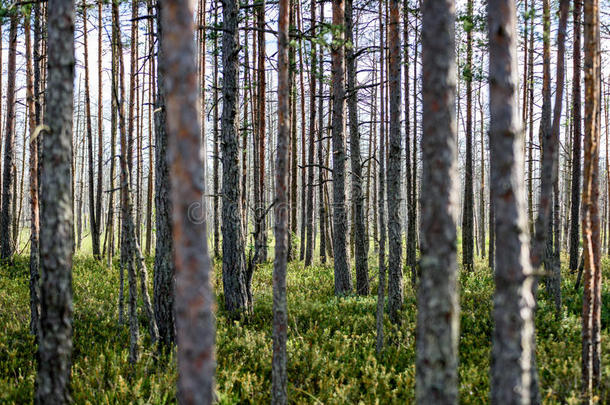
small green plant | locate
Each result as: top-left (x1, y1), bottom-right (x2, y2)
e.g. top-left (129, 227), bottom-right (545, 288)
top-left (0, 254), bottom-right (607, 403)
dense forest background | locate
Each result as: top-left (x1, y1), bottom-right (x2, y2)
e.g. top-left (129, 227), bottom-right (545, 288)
top-left (0, 0), bottom-right (609, 403)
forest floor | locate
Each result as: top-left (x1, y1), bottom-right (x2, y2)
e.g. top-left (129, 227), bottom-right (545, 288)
top-left (0, 253), bottom-right (609, 404)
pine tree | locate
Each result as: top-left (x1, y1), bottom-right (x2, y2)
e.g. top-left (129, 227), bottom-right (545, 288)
top-left (416, 0), bottom-right (459, 399)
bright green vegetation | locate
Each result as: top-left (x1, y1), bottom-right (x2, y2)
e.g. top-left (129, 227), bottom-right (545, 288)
top-left (0, 254), bottom-right (608, 403)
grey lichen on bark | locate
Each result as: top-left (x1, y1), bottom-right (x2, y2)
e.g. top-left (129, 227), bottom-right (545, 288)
top-left (36, 0), bottom-right (75, 401)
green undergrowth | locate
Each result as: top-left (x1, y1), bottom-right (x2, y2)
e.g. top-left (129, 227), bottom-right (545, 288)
top-left (0, 254), bottom-right (608, 403)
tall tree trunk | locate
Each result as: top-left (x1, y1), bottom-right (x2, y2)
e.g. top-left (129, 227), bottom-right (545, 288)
top-left (114, 0), bottom-right (139, 363)
top-left (213, 0), bottom-right (220, 259)
top-left (545, 0), bottom-right (569, 319)
top-left (109, 1), bottom-right (120, 316)
top-left (403, 0), bottom-right (412, 281)
top-left (318, 2), bottom-right (326, 264)
top-left (127, 0), bottom-right (138, 211)
top-left (581, 0), bottom-right (601, 396)
top-left (36, 0), bottom-right (75, 399)
top-left (387, 0), bottom-right (403, 322)
top-left (145, 1), bottom-right (155, 255)
top-left (367, 62), bottom-right (377, 257)
top-left (416, 0), bottom-right (459, 400)
top-left (528, 0), bottom-right (554, 399)
top-left (241, 33), bottom-right (249, 237)
top-left (14, 139), bottom-right (24, 251)
top-left (488, 0), bottom-right (535, 402)
top-left (569, 0), bottom-right (582, 273)
top-left (253, 0), bottom-right (267, 265)
top-left (375, 0), bottom-right (387, 353)
top-left (83, 2), bottom-right (101, 259)
top-left (272, 0), bottom-right (290, 401)
top-left (33, 0), bottom-right (45, 313)
top-left (331, 0), bottom-right (352, 295)
top-left (289, 3), bottom-right (298, 262)
top-left (154, 0), bottom-right (177, 349)
top-left (304, 0), bottom-right (316, 267)
top-left (346, 0), bottom-right (369, 294)
top-left (521, 0), bottom-right (529, 140)
top-left (478, 84), bottom-right (486, 258)
top-left (462, 0), bottom-right (474, 270)
top-left (25, 13), bottom-right (41, 341)
top-left (77, 115), bottom-right (85, 251)
top-left (222, 0), bottom-right (250, 316)
top-left (375, 1), bottom-right (387, 355)
top-left (407, 9), bottom-right (419, 282)
top-left (298, 3), bottom-right (307, 262)
top-left (489, 173), bottom-right (495, 271)
top-left (562, 90), bottom-right (572, 252)
top-left (161, 0), bottom-right (216, 399)
top-left (527, 3), bottom-right (534, 235)
top-left (532, 0), bottom-right (553, 270)
top-left (0, 15), bottom-right (18, 261)
top-left (0, 22), bottom-right (3, 214)
top-left (198, 0), bottom-right (207, 224)
top-left (96, 0), bottom-right (104, 254)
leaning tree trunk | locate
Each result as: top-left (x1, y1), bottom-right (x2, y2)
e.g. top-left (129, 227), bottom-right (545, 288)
top-left (345, 0), bottom-right (368, 294)
top-left (416, 0), bottom-right (459, 400)
top-left (222, 0), bottom-right (250, 316)
top-left (387, 0), bottom-right (403, 323)
top-left (0, 15), bottom-right (18, 261)
top-left (330, 0), bottom-right (352, 296)
top-left (161, 0), bottom-right (216, 400)
top-left (154, 0), bottom-right (176, 350)
top-left (36, 0), bottom-right (75, 400)
top-left (488, 0), bottom-right (536, 402)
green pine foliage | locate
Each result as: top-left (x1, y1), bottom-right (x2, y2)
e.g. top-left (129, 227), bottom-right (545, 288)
top-left (0, 254), bottom-right (608, 403)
